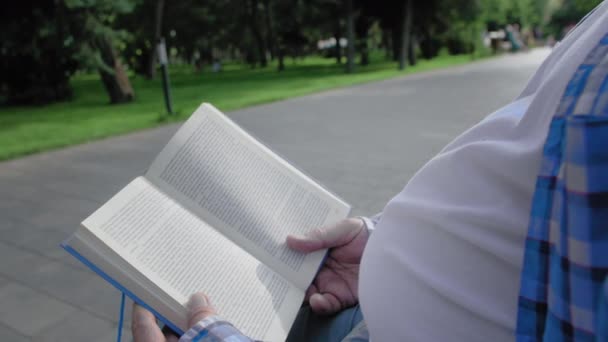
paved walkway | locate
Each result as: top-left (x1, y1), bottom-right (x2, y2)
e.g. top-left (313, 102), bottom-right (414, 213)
top-left (0, 49), bottom-right (550, 341)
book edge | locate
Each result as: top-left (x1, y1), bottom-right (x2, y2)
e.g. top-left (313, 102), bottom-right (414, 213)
top-left (60, 242), bottom-right (185, 335)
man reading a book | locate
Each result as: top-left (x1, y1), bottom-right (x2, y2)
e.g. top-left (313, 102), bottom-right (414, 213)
top-left (131, 2), bottom-right (608, 341)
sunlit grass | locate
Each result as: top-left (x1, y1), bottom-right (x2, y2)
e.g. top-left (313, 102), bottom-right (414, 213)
top-left (0, 53), bottom-right (477, 161)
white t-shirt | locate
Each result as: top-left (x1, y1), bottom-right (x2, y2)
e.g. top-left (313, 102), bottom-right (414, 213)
top-left (358, 3), bottom-right (608, 341)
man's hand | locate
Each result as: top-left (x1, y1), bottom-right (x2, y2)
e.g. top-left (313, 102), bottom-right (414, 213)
top-left (286, 217), bottom-right (369, 315)
top-left (132, 293), bottom-right (216, 342)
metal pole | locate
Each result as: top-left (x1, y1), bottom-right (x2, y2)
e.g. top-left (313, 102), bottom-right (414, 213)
top-left (157, 38), bottom-right (174, 115)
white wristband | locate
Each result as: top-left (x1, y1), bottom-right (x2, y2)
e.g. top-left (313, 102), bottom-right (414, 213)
top-left (357, 216), bottom-right (376, 232)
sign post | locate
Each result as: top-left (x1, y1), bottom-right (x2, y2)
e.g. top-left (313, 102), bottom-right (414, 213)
top-left (157, 38), bottom-right (174, 115)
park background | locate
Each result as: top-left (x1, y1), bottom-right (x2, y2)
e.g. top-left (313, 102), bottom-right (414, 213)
top-left (0, 0), bottom-right (602, 161)
top-left (0, 0), bottom-right (603, 341)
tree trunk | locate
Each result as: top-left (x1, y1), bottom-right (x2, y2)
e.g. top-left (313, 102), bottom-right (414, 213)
top-left (277, 47), bottom-right (285, 71)
top-left (359, 33), bottom-right (369, 66)
top-left (145, 0), bottom-right (164, 79)
top-left (262, 0), bottom-right (276, 61)
top-left (248, 0), bottom-right (268, 68)
top-left (357, 17), bottom-right (371, 66)
top-left (334, 16), bottom-right (342, 64)
top-left (334, 34), bottom-right (342, 64)
top-left (470, 25), bottom-right (476, 59)
top-left (392, 28), bottom-right (400, 61)
top-left (345, 0), bottom-right (355, 73)
top-left (398, 0), bottom-right (412, 70)
top-left (96, 36), bottom-right (134, 104)
top-left (408, 35), bottom-right (417, 66)
top-left (382, 27), bottom-right (392, 60)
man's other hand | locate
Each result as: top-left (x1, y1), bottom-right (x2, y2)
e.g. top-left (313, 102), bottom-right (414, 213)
top-left (286, 217), bottom-right (369, 315)
top-left (132, 293), bottom-right (216, 342)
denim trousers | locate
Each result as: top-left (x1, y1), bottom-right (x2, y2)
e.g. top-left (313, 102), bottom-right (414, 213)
top-left (286, 305), bottom-right (368, 342)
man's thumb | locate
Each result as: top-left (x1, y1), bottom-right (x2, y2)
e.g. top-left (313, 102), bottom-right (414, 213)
top-left (287, 218), bottom-right (365, 253)
top-left (187, 293), bottom-right (216, 327)
top-left (286, 230), bottom-right (326, 252)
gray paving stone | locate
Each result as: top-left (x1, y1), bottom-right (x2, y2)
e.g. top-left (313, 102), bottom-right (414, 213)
top-left (1, 202), bottom-right (86, 235)
top-left (25, 191), bottom-right (97, 220)
top-left (0, 226), bottom-right (77, 266)
top-left (35, 193), bottom-right (99, 217)
top-left (94, 326), bottom-right (131, 342)
top-left (32, 309), bottom-right (114, 342)
top-left (0, 283), bottom-right (76, 336)
top-left (55, 250), bottom-right (89, 271)
top-left (0, 216), bottom-right (23, 232)
top-left (0, 195), bottom-right (31, 215)
top-left (17, 258), bottom-right (96, 296)
top-left (0, 242), bottom-right (49, 280)
top-left (42, 177), bottom-right (131, 205)
top-left (0, 324), bottom-right (29, 342)
top-left (12, 256), bottom-right (127, 323)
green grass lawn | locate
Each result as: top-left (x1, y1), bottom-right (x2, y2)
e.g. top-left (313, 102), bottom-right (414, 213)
top-left (0, 53), bottom-right (476, 161)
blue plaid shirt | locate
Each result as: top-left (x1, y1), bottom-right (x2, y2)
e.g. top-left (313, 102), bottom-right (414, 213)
top-left (516, 33), bottom-right (608, 341)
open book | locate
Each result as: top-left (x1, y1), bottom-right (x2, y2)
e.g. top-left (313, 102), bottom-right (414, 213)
top-left (62, 103), bottom-right (350, 341)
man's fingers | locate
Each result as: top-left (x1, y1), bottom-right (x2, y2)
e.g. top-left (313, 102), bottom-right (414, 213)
top-left (309, 292), bottom-right (342, 315)
top-left (132, 303), bottom-right (165, 342)
top-left (162, 325), bottom-right (180, 340)
top-left (304, 283), bottom-right (319, 303)
top-left (286, 218), bottom-right (365, 253)
top-left (165, 335), bottom-right (179, 342)
top-left (187, 293), bottom-right (216, 328)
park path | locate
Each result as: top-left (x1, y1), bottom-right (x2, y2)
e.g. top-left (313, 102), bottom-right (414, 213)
top-left (0, 48), bottom-right (550, 341)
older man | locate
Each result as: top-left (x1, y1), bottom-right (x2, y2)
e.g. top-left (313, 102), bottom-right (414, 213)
top-left (132, 2), bottom-right (608, 341)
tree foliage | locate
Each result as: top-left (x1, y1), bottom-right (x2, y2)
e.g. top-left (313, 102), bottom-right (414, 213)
top-left (65, 0), bottom-right (136, 103)
top-left (1, 0), bottom-right (598, 106)
top-left (548, 0), bottom-right (603, 38)
top-left (0, 0), bottom-right (136, 105)
top-left (0, 2), bottom-right (80, 105)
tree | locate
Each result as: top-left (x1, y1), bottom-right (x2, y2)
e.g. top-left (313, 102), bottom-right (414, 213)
top-left (246, 0), bottom-right (269, 67)
top-left (298, 0), bottom-right (344, 65)
top-left (0, 1), bottom-right (80, 105)
top-left (268, 0), bottom-right (310, 71)
top-left (65, 0), bottom-right (136, 104)
top-left (262, 0), bottom-right (277, 60)
top-left (147, 0), bottom-right (165, 79)
top-left (0, 0), bottom-right (136, 105)
top-left (93, 35), bottom-right (135, 103)
top-left (548, 0), bottom-right (603, 38)
top-left (355, 12), bottom-right (373, 65)
top-left (2, 0), bottom-right (560, 107)
top-left (345, 0), bottom-right (356, 73)
top-left (398, 0), bottom-right (412, 70)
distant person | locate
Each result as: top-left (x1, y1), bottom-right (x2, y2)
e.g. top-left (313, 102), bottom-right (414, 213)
top-left (212, 59), bottom-right (222, 73)
top-left (506, 24), bottom-right (526, 52)
top-left (132, 2), bottom-right (608, 341)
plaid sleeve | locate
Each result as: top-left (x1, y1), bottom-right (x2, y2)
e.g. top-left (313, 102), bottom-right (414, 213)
top-left (178, 316), bottom-right (255, 342)
top-left (597, 277), bottom-right (608, 341)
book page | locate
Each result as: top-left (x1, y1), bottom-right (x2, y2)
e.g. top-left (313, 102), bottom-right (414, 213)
top-left (80, 177), bottom-right (303, 340)
top-left (145, 103), bottom-right (351, 288)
